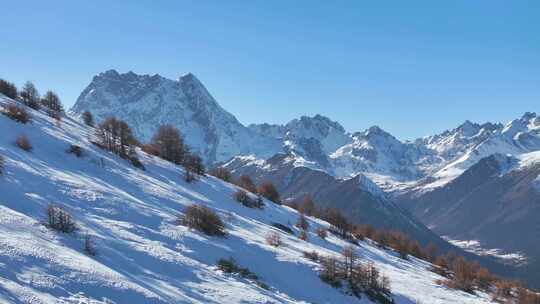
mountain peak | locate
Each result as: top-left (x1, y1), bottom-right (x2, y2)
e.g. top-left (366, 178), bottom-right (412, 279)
top-left (179, 72), bottom-right (200, 84)
top-left (456, 120), bottom-right (481, 136)
top-left (72, 70), bottom-right (281, 164)
top-left (521, 112), bottom-right (537, 121)
top-left (292, 114), bottom-right (346, 133)
top-left (366, 125), bottom-right (391, 137)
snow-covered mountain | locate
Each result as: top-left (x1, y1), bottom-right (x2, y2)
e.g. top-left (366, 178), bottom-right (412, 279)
top-left (71, 70), bottom-right (280, 164)
top-left (0, 94), bottom-right (503, 303)
top-left (71, 70), bottom-right (540, 195)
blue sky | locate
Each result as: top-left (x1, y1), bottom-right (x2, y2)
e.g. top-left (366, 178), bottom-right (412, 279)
top-left (1, 1), bottom-right (538, 140)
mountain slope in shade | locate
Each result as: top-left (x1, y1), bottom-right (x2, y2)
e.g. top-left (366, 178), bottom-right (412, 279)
top-left (0, 94), bottom-right (500, 303)
top-left (71, 70), bottom-right (281, 164)
top-left (397, 152), bottom-right (540, 288)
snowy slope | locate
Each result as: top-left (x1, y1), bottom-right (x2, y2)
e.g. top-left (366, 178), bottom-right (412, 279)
top-left (0, 96), bottom-right (496, 303)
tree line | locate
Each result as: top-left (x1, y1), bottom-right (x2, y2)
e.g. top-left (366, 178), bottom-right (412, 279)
top-left (0, 79), bottom-right (64, 120)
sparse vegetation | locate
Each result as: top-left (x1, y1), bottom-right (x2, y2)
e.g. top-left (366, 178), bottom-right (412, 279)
top-left (82, 111), bottom-right (94, 126)
top-left (151, 125), bottom-right (186, 165)
top-left (41, 90), bottom-right (64, 119)
top-left (95, 117), bottom-right (137, 156)
top-left (323, 208), bottom-right (350, 238)
top-left (184, 169), bottom-right (196, 183)
top-left (3, 103), bottom-right (30, 124)
top-left (16, 135), bottom-right (32, 151)
top-left (141, 143), bottom-right (160, 156)
top-left (265, 231), bottom-right (282, 247)
top-left (67, 144), bottom-right (83, 157)
top-left (94, 116), bottom-right (143, 168)
top-left (296, 213), bottom-right (310, 231)
top-left (20, 81), bottom-right (40, 110)
top-left (179, 204), bottom-right (226, 237)
top-left (233, 190), bottom-right (264, 209)
top-left (317, 247), bottom-right (393, 303)
top-left (257, 181), bottom-right (281, 204)
top-left (46, 204), bottom-right (76, 233)
top-left (517, 287), bottom-right (540, 304)
top-left (183, 153), bottom-right (205, 176)
top-left (316, 227), bottom-right (328, 240)
top-left (83, 233), bottom-right (97, 256)
top-left (271, 222), bottom-right (294, 235)
top-left (0, 79), bottom-right (18, 99)
top-left (209, 166), bottom-right (232, 182)
top-left (217, 257), bottom-right (268, 289)
top-left (298, 229), bottom-right (308, 241)
top-left (236, 175), bottom-right (257, 193)
top-left (0, 155), bottom-right (4, 175)
top-left (297, 195), bottom-right (316, 216)
top-left (303, 250), bottom-right (320, 262)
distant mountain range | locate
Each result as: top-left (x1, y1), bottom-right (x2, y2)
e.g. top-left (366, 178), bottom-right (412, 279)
top-left (72, 70), bottom-right (540, 195)
top-left (72, 70), bottom-right (540, 287)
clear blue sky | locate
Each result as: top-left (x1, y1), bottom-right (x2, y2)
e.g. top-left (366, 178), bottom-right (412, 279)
top-left (1, 1), bottom-right (538, 140)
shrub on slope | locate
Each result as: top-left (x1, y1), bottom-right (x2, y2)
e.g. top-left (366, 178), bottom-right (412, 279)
top-left (180, 204), bottom-right (226, 237)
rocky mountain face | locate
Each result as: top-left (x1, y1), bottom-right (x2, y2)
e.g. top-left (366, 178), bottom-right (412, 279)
top-left (71, 70), bottom-right (281, 164)
top-left (72, 70), bottom-right (540, 193)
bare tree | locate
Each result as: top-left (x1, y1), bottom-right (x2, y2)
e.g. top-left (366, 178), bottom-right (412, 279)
top-left (323, 208), bottom-right (350, 237)
top-left (296, 213), bottom-right (310, 231)
top-left (46, 204), bottom-right (76, 233)
top-left (84, 233), bottom-right (97, 256)
top-left (179, 204), bottom-right (226, 236)
top-left (209, 167), bottom-right (232, 182)
top-left (298, 195), bottom-right (316, 216)
top-left (3, 103), bottom-right (30, 124)
top-left (257, 181), bottom-right (281, 204)
top-left (0, 155), bottom-right (4, 175)
top-left (41, 90), bottom-right (64, 119)
top-left (20, 81), bottom-right (40, 109)
top-left (235, 175), bottom-right (257, 193)
top-left (15, 135), bottom-right (32, 151)
top-left (96, 117), bottom-right (136, 157)
top-left (0, 79), bottom-right (18, 99)
top-left (184, 153), bottom-right (205, 175)
top-left (265, 231), bottom-right (282, 247)
top-left (342, 245), bottom-right (357, 279)
top-left (151, 125), bottom-right (186, 164)
top-left (82, 111), bottom-right (94, 126)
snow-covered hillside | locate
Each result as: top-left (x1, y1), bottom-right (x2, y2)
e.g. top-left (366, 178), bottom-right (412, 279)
top-left (0, 96), bottom-right (497, 303)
